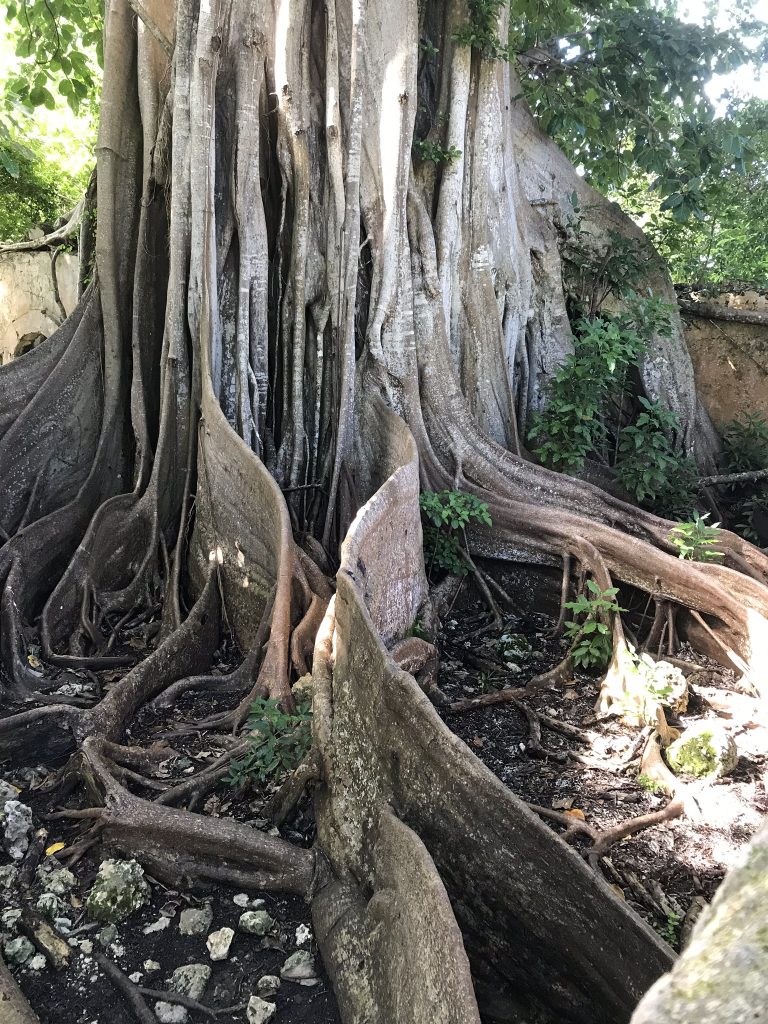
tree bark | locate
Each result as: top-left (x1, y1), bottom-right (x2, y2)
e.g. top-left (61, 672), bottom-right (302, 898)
top-left (1, 2), bottom-right (766, 1022)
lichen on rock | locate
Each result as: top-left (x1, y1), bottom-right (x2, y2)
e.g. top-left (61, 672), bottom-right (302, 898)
top-left (85, 858), bottom-right (150, 922)
top-left (666, 721), bottom-right (738, 779)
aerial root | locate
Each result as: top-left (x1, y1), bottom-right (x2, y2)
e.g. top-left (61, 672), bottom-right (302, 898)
top-left (153, 741), bottom-right (249, 809)
top-left (448, 686), bottom-right (527, 714)
top-left (549, 550), bottom-right (572, 636)
top-left (265, 748), bottom-right (321, 826)
top-left (526, 653), bottom-right (574, 692)
top-left (527, 795), bottom-right (685, 872)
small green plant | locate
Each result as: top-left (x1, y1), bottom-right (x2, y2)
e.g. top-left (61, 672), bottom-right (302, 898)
top-left (636, 773), bottom-right (664, 795)
top-left (564, 580), bottom-right (625, 669)
top-left (669, 511), bottom-right (724, 562)
top-left (658, 910), bottom-right (682, 947)
top-left (419, 490), bottom-right (492, 578)
top-left (452, 0), bottom-right (509, 60)
top-left (528, 295), bottom-right (673, 474)
top-left (412, 139), bottom-right (462, 166)
top-left (406, 618), bottom-right (429, 641)
top-left (228, 697), bottom-right (312, 786)
top-left (494, 632), bottom-right (531, 668)
top-left (723, 413), bottom-right (768, 477)
top-left (615, 397), bottom-right (682, 504)
top-left (420, 37), bottom-right (439, 59)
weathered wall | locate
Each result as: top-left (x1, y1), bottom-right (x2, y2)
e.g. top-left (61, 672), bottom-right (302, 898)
top-left (0, 251), bottom-right (79, 365)
top-left (681, 290), bottom-right (768, 429)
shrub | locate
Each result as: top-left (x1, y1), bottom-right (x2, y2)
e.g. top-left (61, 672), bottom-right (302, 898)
top-left (669, 511), bottom-right (724, 562)
top-left (419, 490), bottom-right (492, 578)
top-left (722, 413), bottom-right (768, 476)
top-left (228, 697), bottom-right (312, 786)
top-left (564, 580), bottom-right (624, 669)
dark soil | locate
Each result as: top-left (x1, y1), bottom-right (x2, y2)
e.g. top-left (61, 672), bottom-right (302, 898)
top-left (436, 564), bottom-right (768, 950)
top-left (0, 634), bottom-right (339, 1024)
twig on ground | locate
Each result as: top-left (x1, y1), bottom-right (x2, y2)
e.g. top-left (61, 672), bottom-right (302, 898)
top-left (93, 950), bottom-right (156, 1024)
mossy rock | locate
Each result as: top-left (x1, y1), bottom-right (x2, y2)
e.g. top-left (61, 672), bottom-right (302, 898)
top-left (666, 721), bottom-right (737, 779)
top-left (85, 858), bottom-right (150, 923)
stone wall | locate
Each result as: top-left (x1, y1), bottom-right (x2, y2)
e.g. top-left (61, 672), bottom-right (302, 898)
top-left (0, 250), bottom-right (79, 365)
top-left (681, 290), bottom-right (768, 429)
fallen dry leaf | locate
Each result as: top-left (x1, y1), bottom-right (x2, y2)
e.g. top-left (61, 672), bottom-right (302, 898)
top-left (564, 808), bottom-right (586, 820)
top-left (45, 842), bottom-right (65, 856)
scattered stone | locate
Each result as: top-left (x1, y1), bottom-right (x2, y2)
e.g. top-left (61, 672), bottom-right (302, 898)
top-left (154, 1002), bottom-right (188, 1024)
top-left (129, 972), bottom-right (143, 984)
top-left (53, 918), bottom-right (73, 934)
top-left (143, 915), bottom-right (171, 935)
top-left (110, 943), bottom-right (126, 958)
top-left (291, 672), bottom-right (314, 705)
top-left (238, 910), bottom-right (274, 936)
top-left (233, 893), bottom-right (250, 907)
top-left (36, 892), bottom-right (64, 920)
top-left (667, 722), bottom-right (738, 779)
top-left (97, 924), bottom-right (118, 947)
top-left (79, 940), bottom-right (94, 954)
top-left (85, 859), bottom-right (150, 922)
top-left (257, 975), bottom-right (280, 999)
top-left (206, 927), bottom-right (234, 961)
top-left (280, 949), bottom-right (318, 985)
top-left (3, 800), bottom-right (33, 860)
top-left (28, 954), bottom-right (47, 971)
top-left (168, 964), bottom-right (211, 1001)
top-left (0, 780), bottom-right (20, 804)
top-left (178, 905), bottom-right (213, 936)
top-left (4, 936), bottom-right (35, 965)
top-left (1, 908), bottom-right (21, 929)
top-left (143, 959), bottom-right (161, 973)
top-left (0, 865), bottom-right (17, 889)
top-left (295, 923), bottom-right (311, 946)
top-left (38, 865), bottom-right (76, 895)
top-left (246, 996), bottom-right (276, 1024)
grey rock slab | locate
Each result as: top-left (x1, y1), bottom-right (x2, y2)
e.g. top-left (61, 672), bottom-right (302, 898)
top-left (3, 800), bottom-right (33, 860)
top-left (238, 910), bottom-right (275, 936)
top-left (206, 927), bottom-right (234, 961)
top-left (85, 859), bottom-right (150, 923)
top-left (178, 905), bottom-right (213, 936)
top-left (246, 996), bottom-right (276, 1024)
top-left (168, 964), bottom-right (211, 1001)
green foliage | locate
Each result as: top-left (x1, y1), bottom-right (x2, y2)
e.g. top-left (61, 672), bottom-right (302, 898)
top-left (0, 137), bottom-right (85, 241)
top-left (658, 910), bottom-right (682, 947)
top-left (511, 1), bottom-right (767, 223)
top-left (564, 579), bottom-right (624, 669)
top-left (228, 698), bottom-right (312, 786)
top-left (669, 512), bottom-right (724, 562)
top-left (528, 294), bottom-right (673, 473)
top-left (636, 772), bottom-right (663, 794)
top-left (419, 490), bottom-right (492, 578)
top-left (3, 0), bottom-right (102, 118)
top-left (406, 618), bottom-right (429, 641)
top-left (723, 413), bottom-right (768, 476)
top-left (615, 397), bottom-right (682, 504)
top-left (615, 100), bottom-right (768, 286)
top-left (454, 0), bottom-right (509, 60)
top-left (413, 139), bottom-right (462, 166)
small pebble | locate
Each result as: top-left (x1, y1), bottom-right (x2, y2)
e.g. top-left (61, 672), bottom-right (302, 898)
top-left (246, 996), bottom-right (276, 1024)
top-left (257, 975), bottom-right (280, 999)
top-left (206, 927), bottom-right (234, 961)
top-left (28, 954), bottom-right (47, 971)
top-left (238, 910), bottom-right (274, 936)
top-left (143, 916), bottom-right (171, 934)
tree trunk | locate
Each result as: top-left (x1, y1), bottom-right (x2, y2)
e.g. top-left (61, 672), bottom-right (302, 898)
top-left (1, 2), bottom-right (766, 1021)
